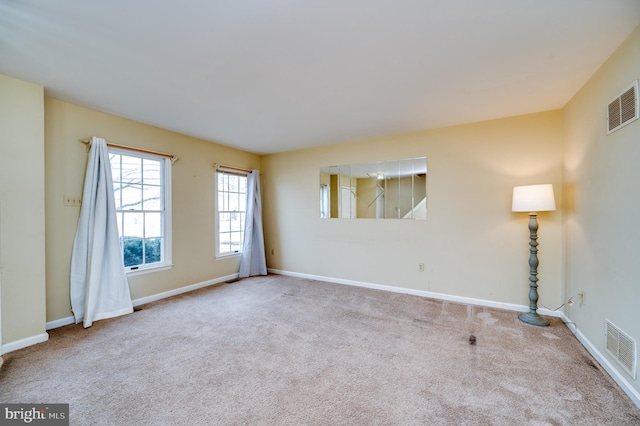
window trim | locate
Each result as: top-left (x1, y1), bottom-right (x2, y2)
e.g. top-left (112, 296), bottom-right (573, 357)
top-left (109, 147), bottom-right (172, 275)
top-left (215, 169), bottom-right (248, 259)
top-left (320, 184), bottom-right (330, 218)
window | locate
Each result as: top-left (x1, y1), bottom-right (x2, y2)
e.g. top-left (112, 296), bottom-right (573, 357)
top-left (320, 184), bottom-right (329, 218)
top-left (110, 149), bottom-right (172, 273)
top-left (216, 170), bottom-right (247, 256)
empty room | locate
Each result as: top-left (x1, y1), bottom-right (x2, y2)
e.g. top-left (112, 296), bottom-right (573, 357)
top-left (1, 1), bottom-right (640, 424)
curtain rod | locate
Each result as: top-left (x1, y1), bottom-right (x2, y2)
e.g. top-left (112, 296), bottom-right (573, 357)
top-left (80, 138), bottom-right (178, 163)
top-left (214, 163), bottom-right (253, 174)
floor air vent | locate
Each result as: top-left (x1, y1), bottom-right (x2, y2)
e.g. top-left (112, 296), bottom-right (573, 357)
top-left (607, 80), bottom-right (639, 134)
top-left (605, 319), bottom-right (637, 379)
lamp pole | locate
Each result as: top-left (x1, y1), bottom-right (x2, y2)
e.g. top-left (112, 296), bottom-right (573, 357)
top-left (518, 212), bottom-right (550, 326)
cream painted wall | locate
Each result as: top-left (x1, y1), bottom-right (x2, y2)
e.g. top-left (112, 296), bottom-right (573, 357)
top-left (262, 111), bottom-right (564, 308)
top-left (564, 25), bottom-right (640, 392)
top-left (0, 75), bottom-right (47, 345)
top-left (45, 98), bottom-right (260, 322)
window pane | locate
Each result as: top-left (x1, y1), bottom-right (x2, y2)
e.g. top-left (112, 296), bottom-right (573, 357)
top-left (122, 184), bottom-right (143, 210)
top-left (121, 156), bottom-right (142, 184)
top-left (230, 212), bottom-right (242, 232)
top-left (145, 212), bottom-right (162, 238)
top-left (110, 154), bottom-right (121, 182)
top-left (229, 175), bottom-right (239, 192)
top-left (239, 176), bottom-right (247, 193)
top-left (113, 180), bottom-right (122, 210)
top-left (230, 232), bottom-right (243, 252)
top-left (123, 238), bottom-right (143, 267)
top-left (218, 173), bottom-right (226, 191)
top-left (143, 158), bottom-right (161, 186)
top-left (229, 193), bottom-right (239, 211)
top-left (219, 232), bottom-right (231, 254)
top-left (219, 212), bottom-right (231, 233)
top-left (143, 185), bottom-right (162, 210)
top-left (123, 212), bottom-right (144, 238)
top-left (218, 192), bottom-right (227, 212)
top-left (145, 238), bottom-right (162, 264)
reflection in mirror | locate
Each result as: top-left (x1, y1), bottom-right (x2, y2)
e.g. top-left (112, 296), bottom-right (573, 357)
top-left (320, 157), bottom-right (427, 219)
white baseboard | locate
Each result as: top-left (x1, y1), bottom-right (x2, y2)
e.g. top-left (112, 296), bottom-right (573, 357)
top-left (2, 332), bottom-right (49, 355)
top-left (46, 316), bottom-right (75, 330)
top-left (268, 268), bottom-right (564, 318)
top-left (131, 273), bottom-right (239, 307)
top-left (45, 273), bottom-right (240, 331)
top-left (556, 312), bottom-right (640, 407)
top-left (269, 268), bottom-right (639, 409)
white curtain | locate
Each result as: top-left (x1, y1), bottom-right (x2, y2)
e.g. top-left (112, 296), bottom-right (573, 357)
top-left (70, 137), bottom-right (133, 328)
top-left (239, 170), bottom-right (267, 277)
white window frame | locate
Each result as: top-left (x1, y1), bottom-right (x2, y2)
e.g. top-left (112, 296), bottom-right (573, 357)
top-left (215, 169), bottom-right (248, 258)
top-left (109, 147), bottom-right (172, 275)
top-left (320, 184), bottom-right (330, 218)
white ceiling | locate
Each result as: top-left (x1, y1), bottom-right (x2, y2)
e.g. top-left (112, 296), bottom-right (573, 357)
top-left (1, 1), bottom-right (639, 155)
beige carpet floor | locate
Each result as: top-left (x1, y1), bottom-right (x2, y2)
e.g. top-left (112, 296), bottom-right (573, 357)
top-left (1, 274), bottom-right (639, 425)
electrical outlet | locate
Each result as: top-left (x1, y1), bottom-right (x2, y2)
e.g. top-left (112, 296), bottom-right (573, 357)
top-left (63, 195), bottom-right (82, 206)
top-left (418, 262), bottom-right (425, 272)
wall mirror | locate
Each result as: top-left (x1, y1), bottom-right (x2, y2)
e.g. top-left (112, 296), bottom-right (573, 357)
top-left (319, 157), bottom-right (427, 219)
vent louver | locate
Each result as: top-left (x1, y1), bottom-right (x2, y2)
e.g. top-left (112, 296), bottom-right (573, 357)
top-left (607, 80), bottom-right (639, 134)
top-left (605, 319), bottom-right (637, 379)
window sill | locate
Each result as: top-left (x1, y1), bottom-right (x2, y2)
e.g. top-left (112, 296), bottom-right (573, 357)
top-left (125, 262), bottom-right (173, 277)
top-left (216, 252), bottom-right (242, 261)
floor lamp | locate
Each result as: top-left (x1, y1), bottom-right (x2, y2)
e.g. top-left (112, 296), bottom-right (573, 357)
top-left (512, 184), bottom-right (556, 327)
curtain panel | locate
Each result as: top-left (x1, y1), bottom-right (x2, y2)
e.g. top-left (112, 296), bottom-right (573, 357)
top-left (70, 137), bottom-right (133, 327)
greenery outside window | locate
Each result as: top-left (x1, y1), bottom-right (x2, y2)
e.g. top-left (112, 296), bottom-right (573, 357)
top-left (110, 148), bottom-right (172, 273)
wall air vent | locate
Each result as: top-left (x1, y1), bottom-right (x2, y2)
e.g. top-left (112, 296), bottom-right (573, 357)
top-left (605, 319), bottom-right (637, 379)
top-left (607, 80), bottom-right (639, 134)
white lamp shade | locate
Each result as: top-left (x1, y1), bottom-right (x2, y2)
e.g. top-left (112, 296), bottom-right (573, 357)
top-left (512, 184), bottom-right (556, 212)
